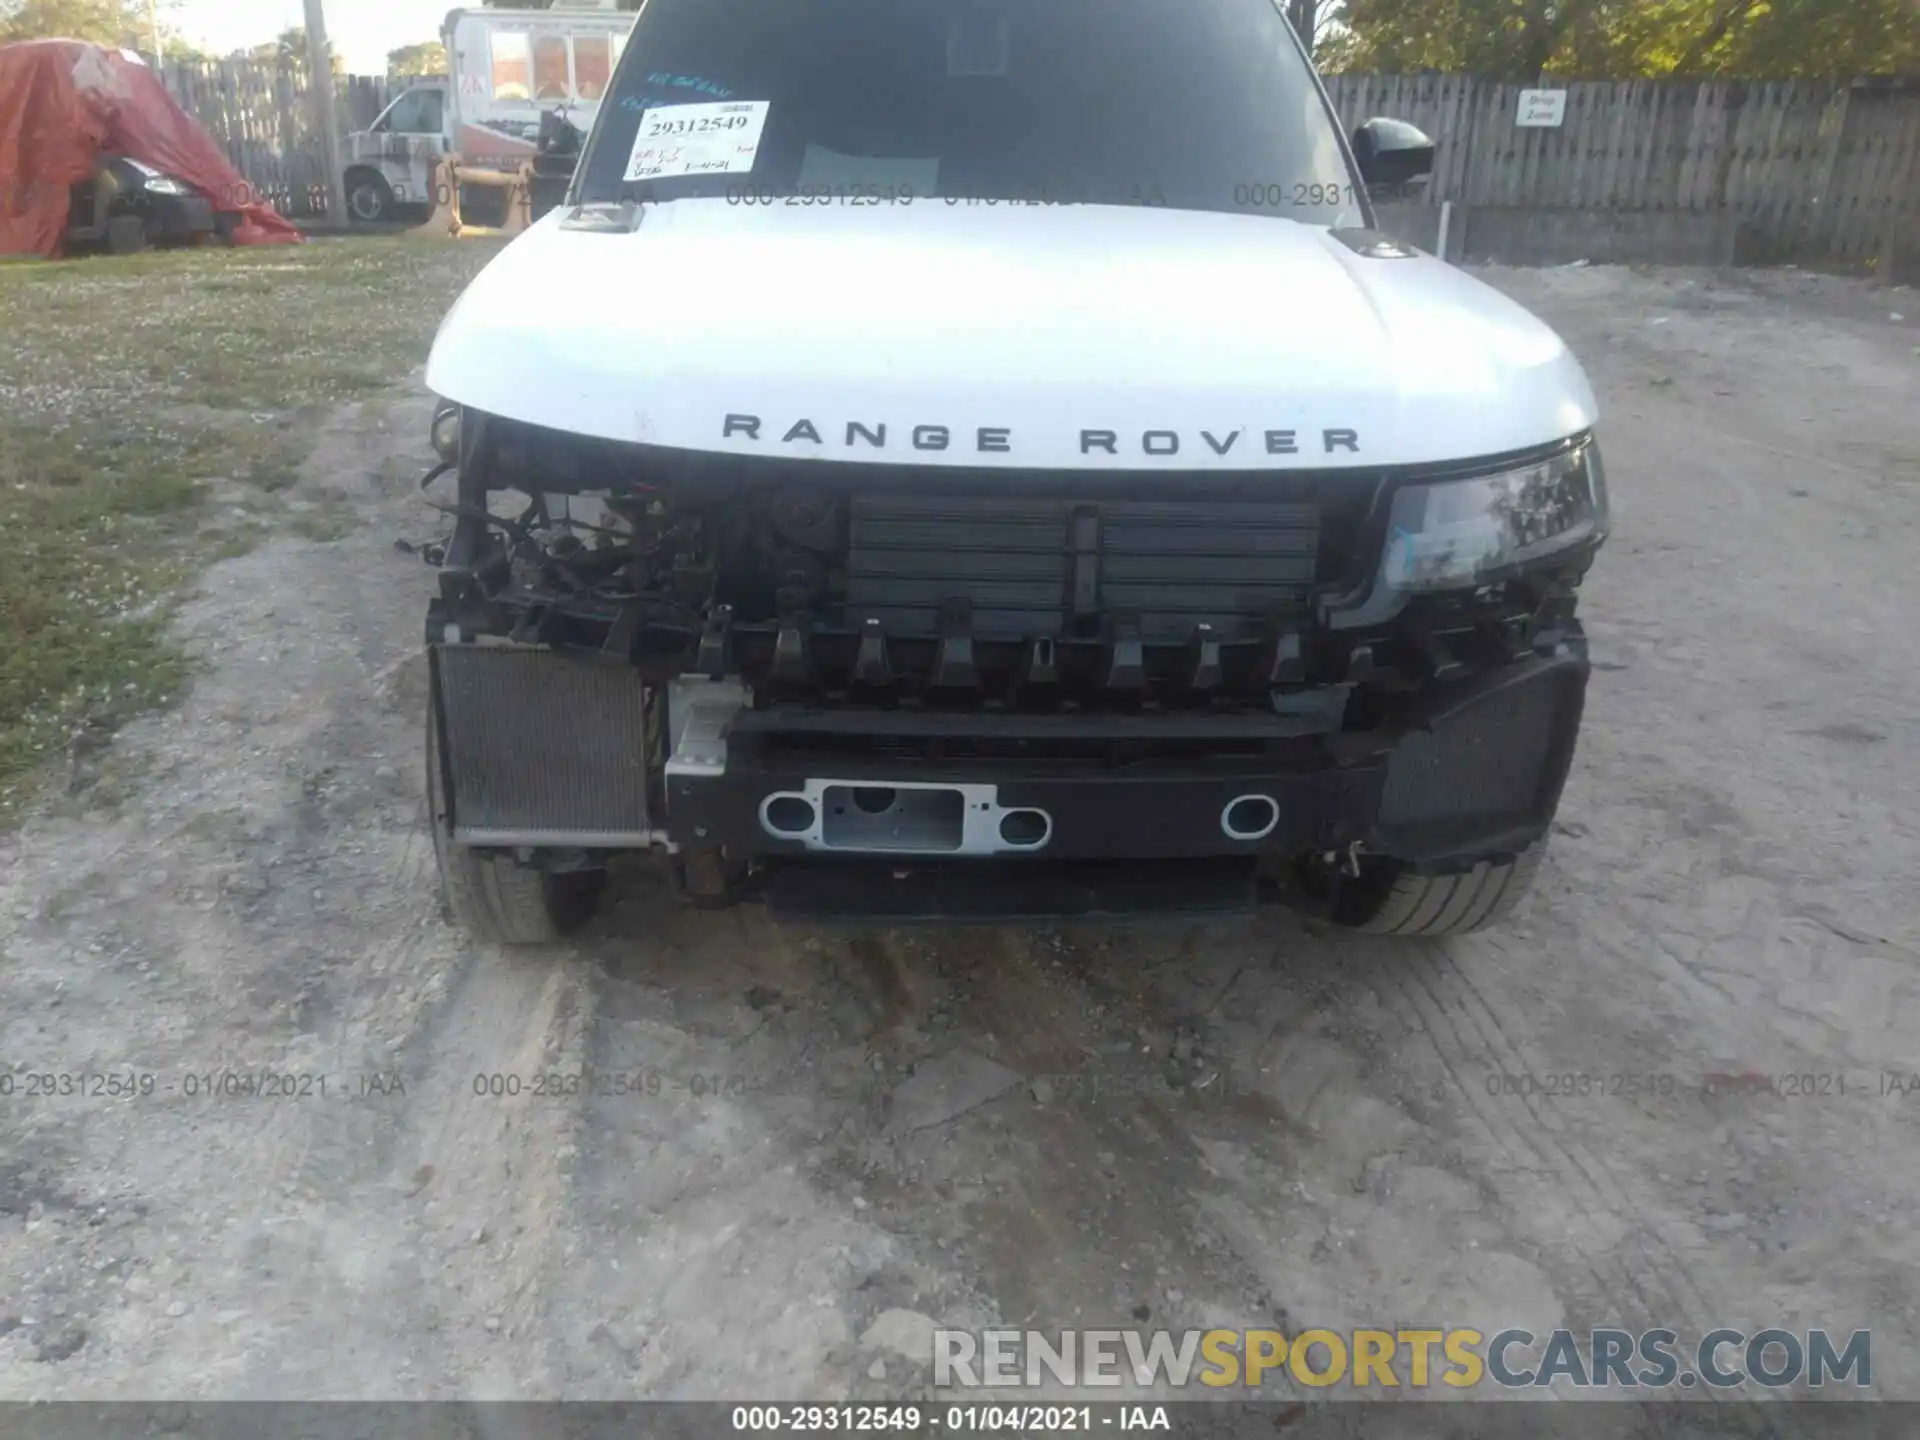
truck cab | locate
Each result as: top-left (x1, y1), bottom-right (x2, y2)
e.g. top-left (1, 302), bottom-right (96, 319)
top-left (345, 80), bottom-right (450, 222)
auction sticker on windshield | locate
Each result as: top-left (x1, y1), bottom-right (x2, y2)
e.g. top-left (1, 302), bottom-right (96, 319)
top-left (624, 100), bottom-right (770, 182)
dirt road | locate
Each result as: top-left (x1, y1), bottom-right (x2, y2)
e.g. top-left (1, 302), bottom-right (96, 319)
top-left (1, 265), bottom-right (1915, 1413)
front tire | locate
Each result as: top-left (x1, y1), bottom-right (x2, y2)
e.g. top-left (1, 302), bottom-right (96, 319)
top-left (106, 214), bottom-right (149, 254)
top-left (1295, 843), bottom-right (1547, 937)
top-left (426, 705), bottom-right (605, 945)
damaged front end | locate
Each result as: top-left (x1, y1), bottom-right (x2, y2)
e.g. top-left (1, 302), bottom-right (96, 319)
top-left (420, 406), bottom-right (1603, 923)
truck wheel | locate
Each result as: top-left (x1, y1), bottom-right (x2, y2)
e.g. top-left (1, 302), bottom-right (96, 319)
top-left (346, 170), bottom-right (393, 224)
top-left (106, 214), bottom-right (149, 254)
top-left (1295, 843), bottom-right (1547, 937)
top-left (426, 708), bottom-right (605, 945)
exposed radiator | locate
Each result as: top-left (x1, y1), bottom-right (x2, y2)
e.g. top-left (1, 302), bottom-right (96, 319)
top-left (434, 644), bottom-right (652, 845)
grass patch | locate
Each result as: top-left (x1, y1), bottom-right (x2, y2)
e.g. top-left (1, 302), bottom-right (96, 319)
top-left (0, 235), bottom-right (502, 822)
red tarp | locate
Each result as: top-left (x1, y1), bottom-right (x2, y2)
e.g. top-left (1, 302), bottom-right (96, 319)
top-left (0, 38), bottom-right (302, 257)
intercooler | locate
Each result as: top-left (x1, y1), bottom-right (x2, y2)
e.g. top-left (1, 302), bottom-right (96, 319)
top-left (432, 644), bottom-right (654, 845)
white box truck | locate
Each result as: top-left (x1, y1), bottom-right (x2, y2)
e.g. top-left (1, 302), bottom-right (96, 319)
top-left (343, 4), bottom-right (634, 224)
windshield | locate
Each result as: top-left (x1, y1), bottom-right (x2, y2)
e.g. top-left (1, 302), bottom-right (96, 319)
top-left (575, 0), bottom-right (1365, 225)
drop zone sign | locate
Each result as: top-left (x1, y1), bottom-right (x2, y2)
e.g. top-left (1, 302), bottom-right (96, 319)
top-left (1517, 89), bottom-right (1568, 127)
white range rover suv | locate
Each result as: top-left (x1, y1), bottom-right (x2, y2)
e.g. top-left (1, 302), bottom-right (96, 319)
top-left (416, 0), bottom-right (1609, 940)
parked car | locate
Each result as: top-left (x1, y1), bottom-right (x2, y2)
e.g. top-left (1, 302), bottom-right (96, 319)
top-left (416, 0), bottom-right (1608, 941)
top-left (65, 155), bottom-right (222, 253)
top-left (0, 39), bottom-right (300, 260)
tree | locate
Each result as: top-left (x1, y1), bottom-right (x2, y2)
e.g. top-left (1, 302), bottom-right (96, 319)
top-left (1328, 0), bottom-right (1920, 79)
top-left (159, 33), bottom-right (210, 62)
top-left (1285, 0), bottom-right (1349, 62)
top-left (387, 40), bottom-right (447, 78)
top-left (1329, 0), bottom-right (1604, 77)
top-left (243, 25), bottom-right (343, 78)
top-left (1711, 0), bottom-right (1920, 78)
top-left (1, 0), bottom-right (131, 45)
top-left (0, 0), bottom-right (197, 53)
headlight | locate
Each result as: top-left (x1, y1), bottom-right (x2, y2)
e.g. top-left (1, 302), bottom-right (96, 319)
top-left (1380, 442), bottom-right (1608, 593)
top-left (142, 176), bottom-right (188, 196)
top-left (431, 403), bottom-right (462, 462)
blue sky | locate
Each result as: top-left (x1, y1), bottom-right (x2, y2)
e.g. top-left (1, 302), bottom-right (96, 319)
top-left (173, 0), bottom-right (452, 72)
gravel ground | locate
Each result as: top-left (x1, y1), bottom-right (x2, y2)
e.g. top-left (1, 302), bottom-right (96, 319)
top-left (0, 263), bottom-right (1914, 1420)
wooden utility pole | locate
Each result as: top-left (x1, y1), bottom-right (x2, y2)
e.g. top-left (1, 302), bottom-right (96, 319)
top-left (1286, 0), bottom-right (1320, 57)
top-left (303, 0), bottom-right (349, 225)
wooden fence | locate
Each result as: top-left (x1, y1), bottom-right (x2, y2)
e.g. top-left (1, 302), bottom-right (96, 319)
top-left (1322, 75), bottom-right (1920, 265)
top-left (159, 57), bottom-right (1920, 262)
top-left (157, 58), bottom-right (395, 219)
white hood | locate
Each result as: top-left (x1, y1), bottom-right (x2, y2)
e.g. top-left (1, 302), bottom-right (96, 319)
top-left (425, 200), bottom-right (1598, 472)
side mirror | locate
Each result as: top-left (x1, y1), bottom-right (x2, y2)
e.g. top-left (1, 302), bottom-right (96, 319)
top-left (1351, 117), bottom-right (1436, 188)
